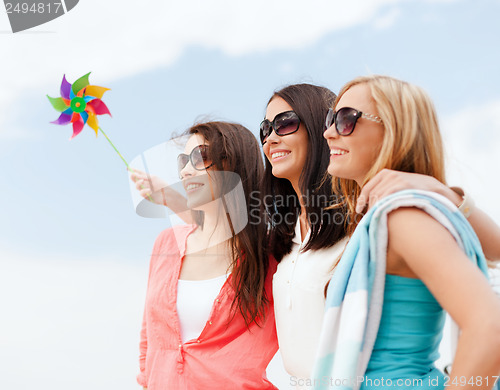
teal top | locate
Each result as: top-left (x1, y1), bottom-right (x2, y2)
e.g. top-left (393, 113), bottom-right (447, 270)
top-left (361, 274), bottom-right (446, 389)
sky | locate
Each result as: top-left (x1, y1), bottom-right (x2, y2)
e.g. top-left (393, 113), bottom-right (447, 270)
top-left (1, 0), bottom-right (500, 389)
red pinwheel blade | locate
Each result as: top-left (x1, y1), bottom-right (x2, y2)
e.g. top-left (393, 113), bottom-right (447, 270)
top-left (87, 99), bottom-right (112, 116)
top-left (71, 115), bottom-right (85, 139)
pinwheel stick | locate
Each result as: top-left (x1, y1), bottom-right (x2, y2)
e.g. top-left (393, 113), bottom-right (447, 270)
top-left (98, 127), bottom-right (154, 202)
top-left (98, 126), bottom-right (129, 168)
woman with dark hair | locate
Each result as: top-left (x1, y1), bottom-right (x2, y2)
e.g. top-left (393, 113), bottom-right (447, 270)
top-left (261, 84), bottom-right (349, 386)
top-left (135, 121), bottom-right (278, 390)
top-left (260, 83), bottom-right (500, 387)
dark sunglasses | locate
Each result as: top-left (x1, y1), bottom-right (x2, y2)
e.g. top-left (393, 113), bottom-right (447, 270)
top-left (177, 144), bottom-right (214, 178)
top-left (260, 111), bottom-right (301, 144)
top-left (324, 107), bottom-right (383, 136)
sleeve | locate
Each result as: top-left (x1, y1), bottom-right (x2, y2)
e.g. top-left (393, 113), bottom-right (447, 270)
top-left (136, 230), bottom-right (169, 387)
top-left (136, 305), bottom-right (148, 387)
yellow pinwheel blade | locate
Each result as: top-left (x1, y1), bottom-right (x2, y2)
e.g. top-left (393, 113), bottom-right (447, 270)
top-left (87, 112), bottom-right (99, 136)
top-left (85, 85), bottom-right (110, 100)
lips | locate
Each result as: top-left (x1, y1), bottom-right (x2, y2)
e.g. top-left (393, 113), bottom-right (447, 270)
top-left (184, 181), bottom-right (204, 193)
top-left (270, 150), bottom-right (291, 161)
top-left (330, 148), bottom-right (349, 156)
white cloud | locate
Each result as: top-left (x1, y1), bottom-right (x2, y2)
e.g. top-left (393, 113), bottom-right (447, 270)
top-left (0, 0), bottom-right (410, 139)
top-left (373, 7), bottom-right (401, 30)
top-left (441, 100), bottom-right (500, 222)
top-left (0, 251), bottom-right (147, 389)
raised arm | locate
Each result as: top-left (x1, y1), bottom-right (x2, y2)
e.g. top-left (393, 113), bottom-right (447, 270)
top-left (129, 168), bottom-right (193, 224)
top-left (387, 208), bottom-right (500, 389)
top-left (358, 169), bottom-right (500, 261)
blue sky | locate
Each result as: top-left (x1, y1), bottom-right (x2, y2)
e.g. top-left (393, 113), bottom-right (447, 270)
top-left (1, 0), bottom-right (499, 388)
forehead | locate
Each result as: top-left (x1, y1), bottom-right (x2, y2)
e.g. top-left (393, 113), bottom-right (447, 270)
top-left (336, 83), bottom-right (376, 113)
top-left (265, 97), bottom-right (293, 120)
top-left (184, 133), bottom-right (207, 153)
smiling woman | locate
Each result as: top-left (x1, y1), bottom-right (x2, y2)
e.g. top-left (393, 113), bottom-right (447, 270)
top-left (134, 121), bottom-right (279, 390)
top-left (316, 75), bottom-right (500, 390)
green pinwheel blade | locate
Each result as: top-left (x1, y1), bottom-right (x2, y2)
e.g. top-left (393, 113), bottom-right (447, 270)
top-left (71, 72), bottom-right (91, 95)
top-left (47, 95), bottom-right (69, 112)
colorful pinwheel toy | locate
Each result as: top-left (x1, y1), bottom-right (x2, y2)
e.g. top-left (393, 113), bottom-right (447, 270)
top-left (47, 72), bottom-right (111, 139)
top-left (47, 72), bottom-right (129, 167)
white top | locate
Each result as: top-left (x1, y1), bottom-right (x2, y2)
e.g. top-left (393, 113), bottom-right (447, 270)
top-left (273, 220), bottom-right (348, 381)
top-left (176, 274), bottom-right (228, 344)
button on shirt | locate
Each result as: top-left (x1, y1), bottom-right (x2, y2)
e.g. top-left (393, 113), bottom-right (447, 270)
top-left (273, 221), bottom-right (348, 380)
top-left (137, 225), bottom-right (278, 390)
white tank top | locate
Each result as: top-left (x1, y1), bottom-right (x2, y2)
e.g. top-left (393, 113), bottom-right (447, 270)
top-left (176, 274), bottom-right (228, 344)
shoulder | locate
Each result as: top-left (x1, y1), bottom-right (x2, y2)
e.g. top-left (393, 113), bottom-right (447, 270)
top-left (150, 224), bottom-right (197, 264)
top-left (387, 206), bottom-right (443, 237)
top-left (386, 206), bottom-right (460, 264)
top-left (154, 224), bottom-right (196, 243)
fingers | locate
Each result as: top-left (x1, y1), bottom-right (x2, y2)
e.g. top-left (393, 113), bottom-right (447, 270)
top-left (357, 169), bottom-right (403, 213)
top-left (139, 188), bottom-right (152, 199)
top-left (135, 178), bottom-right (152, 191)
top-left (357, 170), bottom-right (387, 213)
top-left (129, 168), bottom-right (147, 183)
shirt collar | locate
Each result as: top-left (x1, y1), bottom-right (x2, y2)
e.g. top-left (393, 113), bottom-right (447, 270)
top-left (292, 219), bottom-right (311, 245)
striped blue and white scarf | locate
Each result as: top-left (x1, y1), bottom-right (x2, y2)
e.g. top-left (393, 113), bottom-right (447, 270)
top-left (312, 190), bottom-right (489, 390)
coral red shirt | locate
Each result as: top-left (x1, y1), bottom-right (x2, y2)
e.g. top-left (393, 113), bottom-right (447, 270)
top-left (137, 225), bottom-right (278, 389)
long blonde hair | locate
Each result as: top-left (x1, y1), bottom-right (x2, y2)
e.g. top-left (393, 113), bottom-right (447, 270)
top-left (332, 75), bottom-right (446, 234)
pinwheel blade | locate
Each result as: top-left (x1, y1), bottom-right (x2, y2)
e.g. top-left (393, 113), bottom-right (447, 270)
top-left (80, 111), bottom-right (89, 125)
top-left (71, 117), bottom-right (85, 139)
top-left (50, 112), bottom-right (72, 126)
top-left (85, 85), bottom-right (110, 100)
top-left (47, 96), bottom-right (69, 112)
top-left (62, 107), bottom-right (73, 116)
top-left (87, 99), bottom-right (111, 116)
top-left (71, 112), bottom-right (80, 123)
top-left (86, 112), bottom-right (99, 135)
top-left (71, 72), bottom-right (91, 95)
top-left (60, 75), bottom-right (72, 100)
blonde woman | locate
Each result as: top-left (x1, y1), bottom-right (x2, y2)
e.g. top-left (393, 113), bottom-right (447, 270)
top-left (317, 75), bottom-right (500, 389)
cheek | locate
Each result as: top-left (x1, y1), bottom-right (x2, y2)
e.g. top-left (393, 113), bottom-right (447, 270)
top-left (293, 129), bottom-right (309, 155)
top-left (262, 143), bottom-right (271, 161)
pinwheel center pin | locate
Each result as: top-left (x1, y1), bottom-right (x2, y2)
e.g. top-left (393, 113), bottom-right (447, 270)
top-left (70, 96), bottom-right (87, 113)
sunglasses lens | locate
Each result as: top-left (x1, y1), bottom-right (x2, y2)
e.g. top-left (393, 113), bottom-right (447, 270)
top-left (260, 121), bottom-right (271, 143)
top-left (177, 154), bottom-right (189, 175)
top-left (325, 108), bottom-right (335, 130)
top-left (336, 107), bottom-right (359, 135)
top-left (275, 112), bottom-right (300, 135)
top-left (192, 145), bottom-right (212, 170)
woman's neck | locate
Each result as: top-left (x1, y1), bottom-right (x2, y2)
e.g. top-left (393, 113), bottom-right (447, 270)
top-left (188, 198), bottom-right (233, 254)
top-left (291, 180), bottom-right (309, 240)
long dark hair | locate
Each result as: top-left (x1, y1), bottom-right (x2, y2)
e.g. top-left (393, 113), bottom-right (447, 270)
top-left (186, 121), bottom-right (269, 326)
top-left (262, 84), bottom-right (347, 260)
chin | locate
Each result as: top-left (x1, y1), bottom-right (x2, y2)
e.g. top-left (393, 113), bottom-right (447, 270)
top-left (186, 190), bottom-right (213, 209)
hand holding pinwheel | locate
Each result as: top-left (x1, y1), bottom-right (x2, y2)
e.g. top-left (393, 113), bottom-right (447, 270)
top-left (130, 169), bottom-right (191, 222)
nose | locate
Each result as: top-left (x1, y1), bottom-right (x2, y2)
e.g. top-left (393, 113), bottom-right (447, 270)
top-left (323, 124), bottom-right (338, 140)
top-left (265, 128), bottom-right (280, 144)
top-left (180, 160), bottom-right (196, 179)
